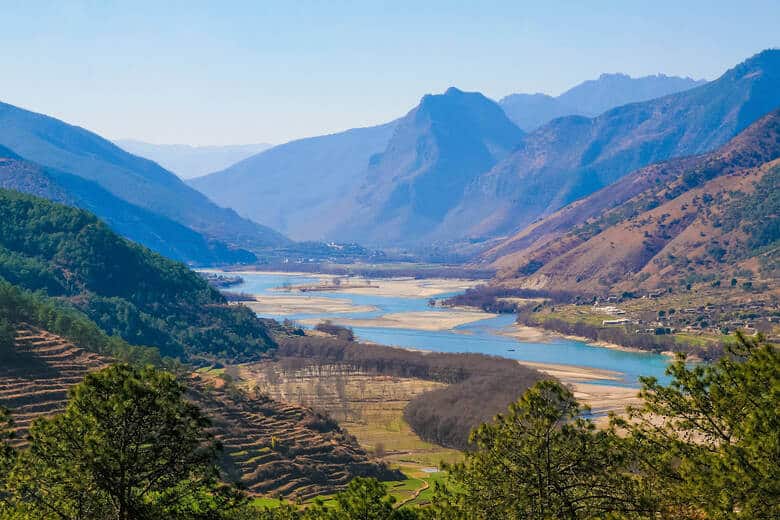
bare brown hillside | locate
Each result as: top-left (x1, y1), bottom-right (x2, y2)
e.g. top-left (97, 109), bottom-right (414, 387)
top-left (482, 109), bottom-right (780, 294)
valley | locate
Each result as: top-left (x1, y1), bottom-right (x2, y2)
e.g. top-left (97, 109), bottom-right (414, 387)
top-left (0, 18), bottom-right (777, 517)
top-left (219, 270), bottom-right (672, 391)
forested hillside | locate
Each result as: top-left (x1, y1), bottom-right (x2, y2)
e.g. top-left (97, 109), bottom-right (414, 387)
top-left (0, 146), bottom-right (256, 265)
top-left (0, 101), bottom-right (290, 252)
top-left (0, 189), bottom-right (277, 361)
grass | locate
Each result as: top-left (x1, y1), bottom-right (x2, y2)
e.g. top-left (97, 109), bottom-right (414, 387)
top-left (249, 465), bottom-right (450, 511)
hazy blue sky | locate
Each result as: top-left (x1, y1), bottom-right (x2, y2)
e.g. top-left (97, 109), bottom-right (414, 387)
top-left (1, 1), bottom-right (777, 145)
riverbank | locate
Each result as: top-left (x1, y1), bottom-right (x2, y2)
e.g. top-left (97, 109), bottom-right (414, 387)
top-left (298, 309), bottom-right (497, 332)
top-left (278, 275), bottom-right (480, 298)
top-left (242, 295), bottom-right (376, 315)
top-left (501, 321), bottom-right (664, 356)
top-left (516, 360), bottom-right (642, 421)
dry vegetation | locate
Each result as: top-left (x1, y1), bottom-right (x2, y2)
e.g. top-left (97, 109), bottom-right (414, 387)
top-left (239, 361), bottom-right (462, 469)
top-left (485, 109), bottom-right (780, 296)
top-left (272, 333), bottom-right (544, 451)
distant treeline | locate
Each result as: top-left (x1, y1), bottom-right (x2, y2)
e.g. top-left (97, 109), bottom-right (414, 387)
top-left (516, 307), bottom-right (725, 361)
top-left (444, 284), bottom-right (577, 312)
top-left (226, 262), bottom-right (495, 281)
top-left (277, 333), bottom-right (543, 450)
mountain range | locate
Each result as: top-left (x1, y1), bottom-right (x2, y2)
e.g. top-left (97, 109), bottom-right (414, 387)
top-left (190, 121), bottom-right (398, 240)
top-left (0, 101), bottom-right (290, 262)
top-left (441, 49), bottom-right (780, 244)
top-left (114, 140), bottom-right (273, 179)
top-left (0, 146), bottom-right (255, 264)
top-left (499, 73), bottom-right (706, 131)
top-left (193, 50), bottom-right (780, 250)
top-left (333, 87), bottom-right (524, 245)
top-left (482, 108), bottom-right (780, 294)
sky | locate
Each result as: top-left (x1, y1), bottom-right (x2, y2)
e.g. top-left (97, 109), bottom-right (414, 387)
top-left (1, 1), bottom-right (777, 146)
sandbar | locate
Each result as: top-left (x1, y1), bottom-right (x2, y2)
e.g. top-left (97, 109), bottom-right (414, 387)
top-left (518, 360), bottom-right (642, 423)
top-left (241, 295), bottom-right (375, 316)
top-left (298, 309), bottom-right (496, 331)
top-left (285, 276), bottom-right (479, 298)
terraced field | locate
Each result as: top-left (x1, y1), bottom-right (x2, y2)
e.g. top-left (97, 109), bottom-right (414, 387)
top-left (0, 324), bottom-right (396, 500)
top-left (190, 375), bottom-right (398, 500)
top-left (0, 323), bottom-right (107, 447)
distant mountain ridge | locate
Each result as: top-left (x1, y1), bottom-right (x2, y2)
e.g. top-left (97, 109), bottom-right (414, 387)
top-left (482, 108), bottom-right (780, 294)
top-left (332, 87), bottom-right (524, 244)
top-left (115, 140), bottom-right (273, 179)
top-left (500, 73), bottom-right (707, 131)
top-left (0, 101), bottom-right (290, 253)
top-left (0, 146), bottom-right (255, 264)
top-left (191, 50), bottom-right (779, 250)
top-left (440, 49), bottom-right (780, 243)
top-left (190, 121), bottom-right (398, 240)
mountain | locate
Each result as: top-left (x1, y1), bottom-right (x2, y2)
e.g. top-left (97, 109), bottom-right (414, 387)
top-left (331, 87), bottom-right (525, 245)
top-left (190, 121), bottom-right (397, 240)
top-left (481, 108), bottom-right (780, 294)
top-left (0, 189), bottom-right (278, 360)
top-left (0, 101), bottom-right (289, 251)
top-left (0, 146), bottom-right (255, 265)
top-left (557, 73), bottom-right (707, 116)
top-left (441, 49), bottom-right (780, 243)
top-left (500, 73), bottom-right (706, 131)
top-left (114, 140), bottom-right (273, 179)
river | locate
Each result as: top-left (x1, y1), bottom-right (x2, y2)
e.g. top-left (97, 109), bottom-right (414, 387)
top-left (227, 271), bottom-right (671, 387)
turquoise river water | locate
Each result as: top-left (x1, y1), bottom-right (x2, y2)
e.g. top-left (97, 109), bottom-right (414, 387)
top-left (230, 272), bottom-right (672, 387)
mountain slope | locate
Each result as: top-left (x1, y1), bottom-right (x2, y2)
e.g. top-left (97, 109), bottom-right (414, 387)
top-left (0, 101), bottom-right (289, 250)
top-left (332, 87), bottom-right (524, 245)
top-left (0, 323), bottom-right (394, 499)
top-left (115, 140), bottom-right (273, 179)
top-left (0, 146), bottom-right (255, 265)
top-left (443, 49), bottom-right (780, 242)
top-left (0, 189), bottom-right (277, 360)
top-left (500, 73), bottom-right (706, 131)
top-left (190, 122), bottom-right (397, 240)
top-left (483, 108), bottom-right (780, 294)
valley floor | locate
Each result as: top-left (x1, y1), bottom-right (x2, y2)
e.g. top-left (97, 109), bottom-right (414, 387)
top-left (232, 361), bottom-right (461, 507)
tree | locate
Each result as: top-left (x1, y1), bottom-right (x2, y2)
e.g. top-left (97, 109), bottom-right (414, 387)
top-left (440, 381), bottom-right (649, 519)
top-left (617, 333), bottom-right (780, 518)
top-left (9, 364), bottom-right (244, 520)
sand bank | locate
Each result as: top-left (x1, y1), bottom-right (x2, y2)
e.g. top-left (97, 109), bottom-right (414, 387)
top-left (285, 276), bottom-right (479, 298)
top-left (298, 309), bottom-right (496, 331)
top-left (517, 361), bottom-right (622, 382)
top-left (502, 323), bottom-right (659, 355)
top-left (242, 295), bottom-right (375, 316)
top-left (518, 360), bottom-right (641, 423)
